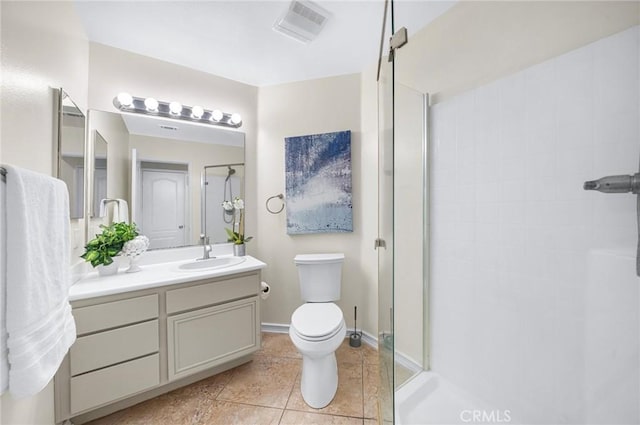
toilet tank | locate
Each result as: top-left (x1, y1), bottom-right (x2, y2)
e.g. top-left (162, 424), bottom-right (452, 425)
top-left (294, 253), bottom-right (344, 302)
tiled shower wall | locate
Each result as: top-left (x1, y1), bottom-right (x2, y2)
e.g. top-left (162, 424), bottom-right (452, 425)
top-left (429, 26), bottom-right (639, 423)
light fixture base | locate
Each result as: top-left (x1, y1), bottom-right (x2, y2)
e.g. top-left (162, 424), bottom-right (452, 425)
top-left (113, 94), bottom-right (242, 129)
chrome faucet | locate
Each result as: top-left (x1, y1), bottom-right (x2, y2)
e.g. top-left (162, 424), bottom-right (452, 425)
top-left (199, 234), bottom-right (213, 260)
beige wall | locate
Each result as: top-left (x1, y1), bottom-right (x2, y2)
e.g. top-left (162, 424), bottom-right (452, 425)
top-left (398, 0), bottom-right (640, 102)
top-left (256, 74), bottom-right (378, 336)
top-left (0, 1), bottom-right (89, 423)
top-left (359, 64), bottom-right (380, 339)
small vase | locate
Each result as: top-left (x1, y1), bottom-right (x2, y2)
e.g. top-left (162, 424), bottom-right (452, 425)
top-left (126, 256), bottom-right (142, 273)
top-left (233, 243), bottom-right (246, 256)
top-left (122, 235), bottom-right (149, 273)
top-left (97, 261), bottom-right (118, 277)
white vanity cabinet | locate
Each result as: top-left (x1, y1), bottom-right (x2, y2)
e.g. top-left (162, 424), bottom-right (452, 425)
top-left (166, 274), bottom-right (259, 380)
top-left (68, 294), bottom-right (161, 414)
top-left (55, 271), bottom-right (262, 425)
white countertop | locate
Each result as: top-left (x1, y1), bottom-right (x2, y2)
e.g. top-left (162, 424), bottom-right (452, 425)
top-left (70, 246), bottom-right (266, 301)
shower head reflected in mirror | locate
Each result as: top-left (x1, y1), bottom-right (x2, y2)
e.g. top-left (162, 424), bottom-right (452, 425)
top-left (225, 166), bottom-right (236, 182)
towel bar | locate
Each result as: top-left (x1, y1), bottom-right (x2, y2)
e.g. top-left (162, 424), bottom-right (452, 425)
top-left (266, 194), bottom-right (285, 214)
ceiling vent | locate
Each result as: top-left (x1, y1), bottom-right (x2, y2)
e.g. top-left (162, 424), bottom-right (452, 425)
top-left (159, 125), bottom-right (178, 131)
top-left (273, 0), bottom-right (331, 44)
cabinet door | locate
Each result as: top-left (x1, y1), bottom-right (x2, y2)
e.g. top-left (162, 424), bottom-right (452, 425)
top-left (167, 297), bottom-right (258, 380)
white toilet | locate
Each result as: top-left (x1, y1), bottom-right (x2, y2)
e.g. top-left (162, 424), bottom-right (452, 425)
top-left (289, 253), bottom-right (346, 409)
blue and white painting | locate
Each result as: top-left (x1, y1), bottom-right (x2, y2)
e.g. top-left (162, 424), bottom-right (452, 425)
top-left (285, 130), bottom-right (352, 234)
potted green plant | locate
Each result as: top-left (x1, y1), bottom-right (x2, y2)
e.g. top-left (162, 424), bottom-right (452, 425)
top-left (224, 197), bottom-right (252, 256)
top-left (81, 222), bottom-right (139, 276)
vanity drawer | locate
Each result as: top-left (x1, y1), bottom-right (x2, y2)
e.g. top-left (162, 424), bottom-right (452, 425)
top-left (70, 353), bottom-right (159, 414)
top-left (73, 294), bottom-right (159, 335)
top-left (70, 320), bottom-right (159, 376)
top-left (166, 274), bottom-right (258, 314)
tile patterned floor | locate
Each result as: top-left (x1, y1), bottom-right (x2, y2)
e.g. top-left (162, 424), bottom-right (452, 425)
top-left (86, 332), bottom-right (380, 425)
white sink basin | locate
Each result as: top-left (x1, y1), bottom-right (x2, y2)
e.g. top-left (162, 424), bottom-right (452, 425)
top-left (177, 256), bottom-right (247, 271)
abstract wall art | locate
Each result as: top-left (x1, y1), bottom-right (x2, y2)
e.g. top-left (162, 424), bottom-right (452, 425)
top-left (285, 130), bottom-right (352, 234)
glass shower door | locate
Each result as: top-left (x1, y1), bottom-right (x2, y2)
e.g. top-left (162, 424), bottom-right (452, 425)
top-left (378, 1), bottom-right (429, 423)
top-left (377, 0), bottom-right (395, 423)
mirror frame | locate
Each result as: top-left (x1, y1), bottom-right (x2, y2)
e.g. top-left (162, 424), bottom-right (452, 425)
top-left (54, 87), bottom-right (87, 221)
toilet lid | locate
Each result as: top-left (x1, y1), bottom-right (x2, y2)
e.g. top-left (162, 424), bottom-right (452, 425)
top-left (291, 303), bottom-right (343, 339)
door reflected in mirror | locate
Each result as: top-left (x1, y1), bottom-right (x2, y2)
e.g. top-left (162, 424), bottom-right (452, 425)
top-left (57, 90), bottom-right (86, 219)
top-left (138, 161), bottom-right (189, 249)
top-left (89, 110), bottom-right (245, 250)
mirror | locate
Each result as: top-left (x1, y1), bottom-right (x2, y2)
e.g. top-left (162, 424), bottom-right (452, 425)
top-left (92, 131), bottom-right (108, 218)
top-left (88, 110), bottom-right (245, 250)
top-left (56, 90), bottom-right (86, 219)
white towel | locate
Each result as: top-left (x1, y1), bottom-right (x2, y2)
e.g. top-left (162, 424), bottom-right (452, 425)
top-left (4, 165), bottom-right (76, 397)
top-left (98, 198), bottom-right (109, 218)
top-left (115, 198), bottom-right (129, 223)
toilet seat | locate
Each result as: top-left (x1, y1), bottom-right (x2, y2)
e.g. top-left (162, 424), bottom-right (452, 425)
top-left (291, 303), bottom-right (344, 341)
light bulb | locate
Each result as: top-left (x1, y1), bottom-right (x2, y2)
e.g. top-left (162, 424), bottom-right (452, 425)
top-left (144, 97), bottom-right (159, 112)
top-left (191, 106), bottom-right (204, 119)
top-left (169, 101), bottom-right (183, 115)
top-left (230, 113), bottom-right (242, 125)
top-left (211, 109), bottom-right (223, 122)
top-left (117, 92), bottom-right (133, 108)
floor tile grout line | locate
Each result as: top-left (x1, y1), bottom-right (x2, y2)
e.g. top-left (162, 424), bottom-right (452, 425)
top-left (284, 370), bottom-right (300, 410)
top-left (213, 368), bottom-right (237, 402)
top-left (361, 356), bottom-right (365, 419)
top-left (284, 406), bottom-right (367, 420)
top-left (215, 395), bottom-right (292, 411)
top-left (212, 398), bottom-right (287, 412)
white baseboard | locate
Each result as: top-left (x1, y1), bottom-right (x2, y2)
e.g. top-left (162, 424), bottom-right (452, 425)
top-left (261, 322), bottom-right (376, 350)
top-left (260, 322), bottom-right (289, 334)
top-left (260, 322), bottom-right (422, 373)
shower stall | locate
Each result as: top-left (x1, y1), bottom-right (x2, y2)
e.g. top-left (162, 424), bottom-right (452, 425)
top-left (202, 163), bottom-right (244, 244)
top-left (377, 1), bottom-right (640, 424)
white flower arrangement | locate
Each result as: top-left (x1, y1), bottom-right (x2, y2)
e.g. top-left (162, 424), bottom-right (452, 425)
top-left (224, 197), bottom-right (252, 245)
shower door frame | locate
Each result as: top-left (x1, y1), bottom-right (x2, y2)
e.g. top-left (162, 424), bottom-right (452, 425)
top-left (377, 0), bottom-right (432, 421)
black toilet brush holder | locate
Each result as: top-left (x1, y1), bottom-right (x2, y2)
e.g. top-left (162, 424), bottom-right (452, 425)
top-left (349, 306), bottom-right (362, 348)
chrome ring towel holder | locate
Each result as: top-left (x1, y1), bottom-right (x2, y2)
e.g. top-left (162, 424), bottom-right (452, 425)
top-left (266, 194), bottom-right (285, 214)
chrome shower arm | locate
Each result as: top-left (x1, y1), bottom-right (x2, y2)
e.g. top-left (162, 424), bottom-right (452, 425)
top-left (584, 172), bottom-right (640, 277)
top-left (584, 173), bottom-right (640, 194)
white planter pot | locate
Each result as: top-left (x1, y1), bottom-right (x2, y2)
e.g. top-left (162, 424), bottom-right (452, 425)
top-left (97, 261), bottom-right (118, 277)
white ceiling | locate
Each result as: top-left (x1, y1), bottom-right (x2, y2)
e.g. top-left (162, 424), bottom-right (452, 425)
top-left (74, 0), bottom-right (456, 87)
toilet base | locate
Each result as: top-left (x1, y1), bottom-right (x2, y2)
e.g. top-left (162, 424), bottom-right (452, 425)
top-left (300, 352), bottom-right (338, 408)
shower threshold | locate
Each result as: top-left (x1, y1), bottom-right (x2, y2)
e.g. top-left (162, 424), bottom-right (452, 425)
top-left (395, 371), bottom-right (514, 425)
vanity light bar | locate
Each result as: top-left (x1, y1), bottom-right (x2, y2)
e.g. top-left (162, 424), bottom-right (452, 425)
top-left (113, 93), bottom-right (242, 128)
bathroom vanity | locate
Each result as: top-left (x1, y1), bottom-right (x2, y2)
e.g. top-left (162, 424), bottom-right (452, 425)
top-left (54, 247), bottom-right (266, 424)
